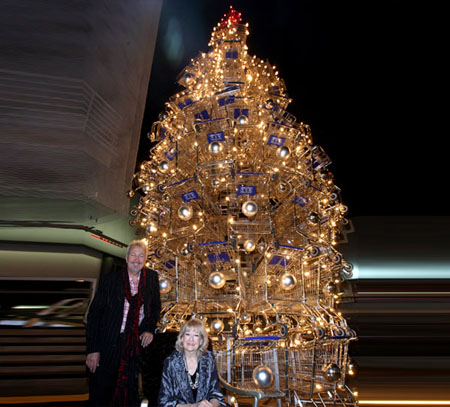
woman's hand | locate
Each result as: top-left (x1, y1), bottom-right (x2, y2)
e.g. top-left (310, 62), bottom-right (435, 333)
top-left (196, 401), bottom-right (213, 407)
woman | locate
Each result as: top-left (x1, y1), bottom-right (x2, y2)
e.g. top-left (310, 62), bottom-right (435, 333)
top-left (157, 318), bottom-right (226, 407)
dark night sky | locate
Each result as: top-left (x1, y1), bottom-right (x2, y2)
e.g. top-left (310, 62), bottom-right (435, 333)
top-left (138, 0), bottom-right (444, 217)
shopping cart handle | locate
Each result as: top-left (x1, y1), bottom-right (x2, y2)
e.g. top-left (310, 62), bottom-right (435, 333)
top-left (218, 374), bottom-right (284, 407)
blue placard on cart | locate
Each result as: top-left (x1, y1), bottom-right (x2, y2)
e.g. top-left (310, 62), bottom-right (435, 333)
top-left (208, 252), bottom-right (230, 263)
top-left (269, 256), bottom-right (290, 266)
top-left (236, 185), bottom-right (256, 196)
top-left (267, 135), bottom-right (286, 146)
top-left (218, 96), bottom-right (235, 106)
top-left (164, 260), bottom-right (176, 269)
top-left (194, 110), bottom-right (210, 120)
top-left (234, 108), bottom-right (249, 119)
top-left (177, 98), bottom-right (194, 110)
top-left (181, 190), bottom-right (200, 202)
top-left (165, 148), bottom-right (177, 161)
top-left (207, 131), bottom-right (225, 143)
top-left (225, 50), bottom-right (238, 59)
top-left (295, 196), bottom-right (310, 207)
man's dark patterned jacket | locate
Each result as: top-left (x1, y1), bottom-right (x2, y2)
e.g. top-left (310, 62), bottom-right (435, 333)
top-left (86, 268), bottom-right (161, 361)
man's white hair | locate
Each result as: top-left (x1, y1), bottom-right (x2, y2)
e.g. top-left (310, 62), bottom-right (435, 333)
top-left (126, 239), bottom-right (148, 259)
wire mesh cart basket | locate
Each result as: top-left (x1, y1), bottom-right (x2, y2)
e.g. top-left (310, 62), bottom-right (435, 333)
top-left (215, 336), bottom-right (357, 407)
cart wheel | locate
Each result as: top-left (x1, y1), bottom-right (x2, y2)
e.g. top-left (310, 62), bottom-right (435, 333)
top-left (341, 262), bottom-right (353, 278)
top-left (280, 324), bottom-right (289, 337)
top-left (343, 262), bottom-right (353, 272)
top-left (329, 192), bottom-right (338, 201)
top-left (329, 252), bottom-right (342, 264)
top-left (315, 327), bottom-right (325, 339)
top-left (333, 327), bottom-right (345, 337)
top-left (346, 328), bottom-right (357, 338)
top-left (310, 246), bottom-right (321, 257)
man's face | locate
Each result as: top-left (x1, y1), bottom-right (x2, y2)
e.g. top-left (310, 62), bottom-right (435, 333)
top-left (126, 246), bottom-right (146, 274)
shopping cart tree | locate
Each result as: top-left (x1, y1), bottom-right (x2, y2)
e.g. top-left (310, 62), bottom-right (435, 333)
top-left (128, 7), bottom-right (358, 407)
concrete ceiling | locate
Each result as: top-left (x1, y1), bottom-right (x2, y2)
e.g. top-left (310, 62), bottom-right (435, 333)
top-left (0, 0), bottom-right (163, 223)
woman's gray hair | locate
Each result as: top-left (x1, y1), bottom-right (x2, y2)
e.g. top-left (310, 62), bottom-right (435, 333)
top-left (175, 318), bottom-right (209, 358)
top-left (126, 240), bottom-right (148, 259)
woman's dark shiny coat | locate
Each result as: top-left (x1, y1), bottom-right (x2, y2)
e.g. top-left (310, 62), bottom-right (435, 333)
top-left (157, 350), bottom-right (226, 407)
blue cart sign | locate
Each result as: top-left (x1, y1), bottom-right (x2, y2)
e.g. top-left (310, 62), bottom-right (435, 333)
top-left (237, 185), bottom-right (256, 196)
top-left (165, 148), bottom-right (177, 161)
top-left (181, 190), bottom-right (200, 202)
top-left (295, 196), bottom-right (310, 207)
top-left (267, 135), bottom-right (286, 146)
top-left (208, 252), bottom-right (231, 263)
top-left (207, 131), bottom-right (225, 143)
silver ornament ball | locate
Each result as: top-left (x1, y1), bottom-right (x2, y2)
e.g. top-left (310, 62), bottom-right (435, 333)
top-left (208, 141), bottom-right (223, 154)
top-left (158, 111), bottom-right (168, 121)
top-left (178, 205), bottom-right (193, 221)
top-left (145, 222), bottom-right (159, 236)
top-left (257, 242), bottom-right (266, 253)
top-left (159, 161), bottom-right (169, 173)
top-left (323, 281), bottom-right (338, 295)
top-left (242, 200), bottom-right (258, 217)
top-left (243, 239), bottom-right (256, 252)
top-left (183, 73), bottom-right (194, 85)
top-left (159, 277), bottom-right (172, 294)
top-left (240, 313), bottom-right (250, 323)
top-left (280, 273), bottom-right (297, 291)
top-left (277, 145), bottom-right (291, 159)
top-left (211, 319), bottom-right (224, 334)
top-left (323, 363), bottom-right (341, 382)
top-left (209, 271), bottom-right (226, 289)
top-left (252, 365), bottom-right (274, 388)
top-left (237, 115), bottom-right (248, 125)
top-left (308, 212), bottom-right (320, 224)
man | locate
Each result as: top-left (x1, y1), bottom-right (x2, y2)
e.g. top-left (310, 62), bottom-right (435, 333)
top-left (86, 240), bottom-right (161, 406)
